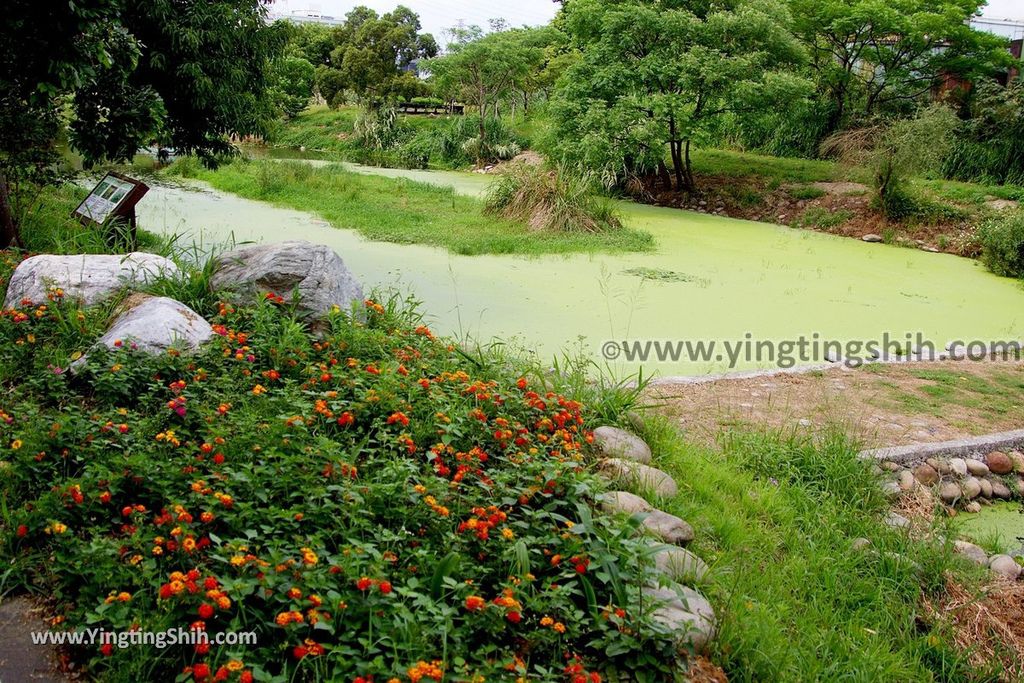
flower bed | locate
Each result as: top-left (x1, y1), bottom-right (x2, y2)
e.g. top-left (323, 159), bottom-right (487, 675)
top-left (0, 269), bottom-right (681, 682)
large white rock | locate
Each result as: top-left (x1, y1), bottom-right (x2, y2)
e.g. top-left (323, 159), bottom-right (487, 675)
top-left (2, 253), bottom-right (179, 308)
top-left (592, 426), bottom-right (652, 464)
top-left (84, 296), bottom-right (212, 358)
top-left (211, 241), bottom-right (363, 321)
top-left (642, 584), bottom-right (716, 651)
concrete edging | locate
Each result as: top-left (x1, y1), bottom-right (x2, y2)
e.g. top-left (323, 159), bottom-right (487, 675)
top-left (860, 429), bottom-right (1024, 465)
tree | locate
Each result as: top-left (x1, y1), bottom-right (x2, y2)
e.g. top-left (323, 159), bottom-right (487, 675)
top-left (323, 6), bottom-right (438, 106)
top-left (789, 0), bottom-right (1013, 133)
top-left (550, 0), bottom-right (808, 192)
top-left (271, 56), bottom-right (316, 118)
top-left (426, 28), bottom-right (557, 160)
top-left (280, 21), bottom-right (335, 67)
top-left (0, 0), bottom-right (284, 248)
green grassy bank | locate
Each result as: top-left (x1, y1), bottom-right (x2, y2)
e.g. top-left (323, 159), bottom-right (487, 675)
top-left (167, 158), bottom-right (653, 256)
top-left (628, 417), bottom-right (1007, 681)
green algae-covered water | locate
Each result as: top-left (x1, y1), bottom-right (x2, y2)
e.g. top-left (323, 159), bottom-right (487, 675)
top-left (136, 163), bottom-right (1024, 378)
top-left (957, 503), bottom-right (1024, 554)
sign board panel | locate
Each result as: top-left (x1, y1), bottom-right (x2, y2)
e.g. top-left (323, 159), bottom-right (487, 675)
top-left (73, 172), bottom-right (149, 226)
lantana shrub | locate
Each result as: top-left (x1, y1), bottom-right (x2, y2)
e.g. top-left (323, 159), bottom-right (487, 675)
top-left (0, 263), bottom-right (681, 682)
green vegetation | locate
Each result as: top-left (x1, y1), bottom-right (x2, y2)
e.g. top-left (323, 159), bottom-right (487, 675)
top-left (791, 206), bottom-right (853, 231)
top-left (822, 106), bottom-right (961, 219)
top-left (266, 106), bottom-right (527, 170)
top-left (0, 0), bottom-right (283, 249)
top-left (12, 183), bottom-right (163, 255)
top-left (550, 0), bottom-right (808, 191)
top-left (0, 251), bottom-right (691, 681)
top-left (637, 419), bottom-right (1002, 681)
top-left (310, 6), bottom-right (438, 107)
top-left (944, 81), bottom-right (1024, 187)
top-left (978, 211), bottom-right (1024, 279)
top-left (168, 159), bottom-right (652, 255)
top-left (270, 55), bottom-right (316, 120)
top-left (426, 27), bottom-right (561, 164)
top-left (484, 163), bottom-right (623, 234)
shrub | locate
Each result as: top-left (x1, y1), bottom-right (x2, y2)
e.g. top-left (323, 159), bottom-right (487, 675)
top-left (822, 105), bottom-right (959, 220)
top-left (485, 163), bottom-right (623, 233)
top-left (943, 81), bottom-right (1024, 186)
top-left (977, 210), bottom-right (1024, 279)
top-left (0, 286), bottom-right (684, 681)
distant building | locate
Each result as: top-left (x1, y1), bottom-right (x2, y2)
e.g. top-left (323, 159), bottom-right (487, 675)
top-left (970, 16), bottom-right (1023, 84)
top-left (970, 16), bottom-right (1024, 42)
top-left (268, 9), bottom-right (343, 26)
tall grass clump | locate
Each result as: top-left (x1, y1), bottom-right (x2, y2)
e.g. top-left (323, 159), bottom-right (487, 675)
top-left (821, 105), bottom-right (959, 220)
top-left (977, 210), bottom-right (1024, 279)
top-left (485, 163), bottom-right (623, 233)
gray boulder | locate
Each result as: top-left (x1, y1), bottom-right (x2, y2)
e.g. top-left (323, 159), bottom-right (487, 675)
top-left (938, 482), bottom-right (962, 505)
top-left (989, 554), bottom-right (1022, 580)
top-left (592, 426), bottom-right (652, 464)
top-left (991, 480), bottom-right (1012, 500)
top-left (211, 241), bottom-right (363, 321)
top-left (954, 540), bottom-right (989, 566)
top-left (599, 491), bottom-right (653, 516)
top-left (599, 458), bottom-right (678, 498)
top-left (77, 296), bottom-right (212, 362)
top-left (3, 252), bottom-right (179, 308)
top-left (651, 545), bottom-right (709, 583)
top-left (642, 510), bottom-right (694, 545)
top-left (965, 459), bottom-right (989, 477)
top-left (642, 584), bottom-right (716, 651)
top-left (913, 463), bottom-right (939, 486)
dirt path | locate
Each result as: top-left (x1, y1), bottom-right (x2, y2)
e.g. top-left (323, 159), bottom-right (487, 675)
top-left (646, 360), bottom-right (1024, 449)
top-left (0, 596), bottom-right (66, 682)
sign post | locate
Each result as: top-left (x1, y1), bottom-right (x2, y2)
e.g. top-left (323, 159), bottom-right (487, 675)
top-left (72, 172), bottom-right (149, 249)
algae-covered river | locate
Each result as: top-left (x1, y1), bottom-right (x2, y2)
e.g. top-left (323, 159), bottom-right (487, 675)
top-left (136, 161), bottom-right (1024, 377)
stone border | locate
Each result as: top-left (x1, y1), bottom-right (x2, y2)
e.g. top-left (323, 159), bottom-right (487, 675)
top-left (861, 429), bottom-right (1024, 466)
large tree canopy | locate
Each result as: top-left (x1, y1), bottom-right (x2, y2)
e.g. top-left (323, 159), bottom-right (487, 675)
top-left (317, 6), bottom-right (438, 106)
top-left (551, 0), bottom-right (809, 191)
top-left (789, 0), bottom-right (1014, 132)
top-left (0, 0), bottom-right (284, 247)
top-left (425, 27), bottom-right (560, 157)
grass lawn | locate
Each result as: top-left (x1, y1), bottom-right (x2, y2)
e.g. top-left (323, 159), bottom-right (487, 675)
top-left (632, 417), bottom-right (1002, 681)
top-left (167, 158), bottom-right (654, 256)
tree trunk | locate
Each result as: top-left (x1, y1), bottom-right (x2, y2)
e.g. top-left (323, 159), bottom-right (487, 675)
top-left (657, 160), bottom-right (672, 190)
top-left (0, 172), bottom-right (22, 250)
top-left (477, 94), bottom-right (487, 166)
top-left (669, 141), bottom-right (685, 192)
top-left (683, 139), bottom-right (695, 192)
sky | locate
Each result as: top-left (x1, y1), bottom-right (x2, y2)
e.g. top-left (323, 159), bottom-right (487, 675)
top-left (268, 0), bottom-right (1024, 41)
top-left (269, 0), bottom-right (560, 41)
top-left (982, 0), bottom-right (1024, 21)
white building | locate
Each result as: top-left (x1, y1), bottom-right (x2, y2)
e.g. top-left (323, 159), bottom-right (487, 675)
top-left (970, 16), bottom-right (1024, 41)
top-left (268, 9), bottom-right (343, 26)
